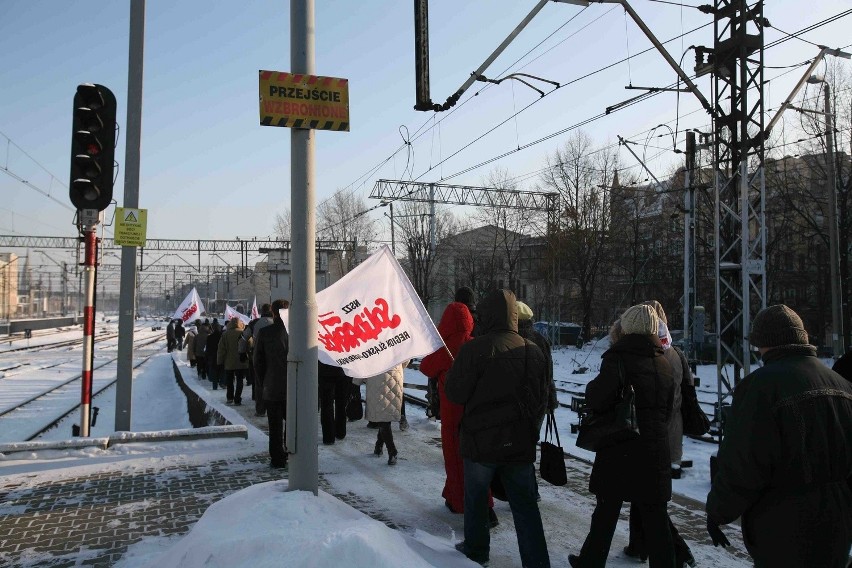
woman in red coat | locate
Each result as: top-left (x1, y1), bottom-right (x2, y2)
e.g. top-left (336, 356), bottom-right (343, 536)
top-left (421, 290), bottom-right (496, 522)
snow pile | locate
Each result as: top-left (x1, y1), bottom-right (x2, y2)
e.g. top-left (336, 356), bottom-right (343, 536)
top-left (117, 481), bottom-right (477, 568)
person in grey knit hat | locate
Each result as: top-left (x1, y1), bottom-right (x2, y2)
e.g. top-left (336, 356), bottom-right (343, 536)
top-left (748, 304), bottom-right (810, 348)
top-left (706, 304), bottom-right (852, 567)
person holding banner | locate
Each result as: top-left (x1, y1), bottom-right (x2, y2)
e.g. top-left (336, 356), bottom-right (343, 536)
top-left (253, 299), bottom-right (290, 469)
top-left (318, 361), bottom-right (353, 444)
top-left (352, 361), bottom-right (408, 466)
top-left (447, 289), bottom-right (550, 568)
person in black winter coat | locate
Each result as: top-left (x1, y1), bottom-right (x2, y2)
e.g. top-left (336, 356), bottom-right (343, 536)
top-left (833, 350), bottom-right (852, 383)
top-left (570, 304), bottom-right (676, 568)
top-left (318, 361), bottom-right (352, 444)
top-left (706, 304), bottom-right (852, 568)
top-left (253, 299), bottom-right (289, 469)
top-left (166, 320), bottom-right (176, 352)
top-left (205, 322), bottom-right (222, 390)
top-left (447, 289), bottom-right (550, 568)
top-left (174, 320), bottom-right (185, 350)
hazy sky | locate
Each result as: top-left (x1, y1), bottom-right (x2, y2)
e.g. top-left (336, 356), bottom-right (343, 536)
top-left (1, 0), bottom-right (849, 242)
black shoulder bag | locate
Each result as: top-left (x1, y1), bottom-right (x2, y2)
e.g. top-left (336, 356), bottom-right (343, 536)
top-left (539, 411), bottom-right (568, 485)
top-left (575, 356), bottom-right (640, 452)
top-left (678, 349), bottom-right (710, 436)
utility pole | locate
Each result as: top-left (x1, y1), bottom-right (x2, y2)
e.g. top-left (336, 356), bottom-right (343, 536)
top-left (115, 0), bottom-right (145, 431)
top-left (818, 79), bottom-right (845, 357)
top-left (683, 131), bottom-right (696, 359)
top-left (287, 0), bottom-right (319, 494)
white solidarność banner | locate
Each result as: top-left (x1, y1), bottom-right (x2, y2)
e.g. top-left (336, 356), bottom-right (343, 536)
top-left (172, 288), bottom-right (206, 323)
top-left (281, 245), bottom-right (444, 378)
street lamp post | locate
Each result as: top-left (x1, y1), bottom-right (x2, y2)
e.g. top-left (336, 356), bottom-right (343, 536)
top-left (807, 76), bottom-right (845, 357)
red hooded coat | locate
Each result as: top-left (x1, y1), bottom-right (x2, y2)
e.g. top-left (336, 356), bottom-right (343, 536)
top-left (420, 302), bottom-right (492, 512)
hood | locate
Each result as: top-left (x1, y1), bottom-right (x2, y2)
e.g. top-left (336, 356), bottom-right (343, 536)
top-left (476, 289), bottom-right (517, 334)
top-left (437, 302), bottom-right (474, 339)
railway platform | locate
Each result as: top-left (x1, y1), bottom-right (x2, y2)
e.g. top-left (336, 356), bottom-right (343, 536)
top-left (0, 353), bottom-right (754, 567)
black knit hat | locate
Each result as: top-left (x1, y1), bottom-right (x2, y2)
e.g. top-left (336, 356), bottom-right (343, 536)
top-left (454, 287), bottom-right (476, 311)
top-left (750, 304), bottom-right (809, 348)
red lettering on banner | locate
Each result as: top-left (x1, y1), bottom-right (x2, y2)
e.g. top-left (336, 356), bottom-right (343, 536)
top-left (181, 303), bottom-right (198, 322)
top-left (317, 298), bottom-right (402, 353)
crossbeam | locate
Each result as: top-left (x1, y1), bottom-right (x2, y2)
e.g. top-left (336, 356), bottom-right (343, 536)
top-left (371, 180), bottom-right (558, 212)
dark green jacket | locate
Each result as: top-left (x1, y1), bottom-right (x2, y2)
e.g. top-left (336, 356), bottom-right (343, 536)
top-left (446, 289), bottom-right (548, 463)
top-left (706, 346), bottom-right (852, 567)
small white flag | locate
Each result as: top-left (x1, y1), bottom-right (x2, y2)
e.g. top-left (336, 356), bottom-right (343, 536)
top-left (251, 296), bottom-right (259, 320)
top-left (224, 304), bottom-right (251, 325)
top-left (172, 288), bottom-right (206, 323)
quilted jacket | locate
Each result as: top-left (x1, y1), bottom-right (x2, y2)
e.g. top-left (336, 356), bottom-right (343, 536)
top-left (352, 362), bottom-right (407, 423)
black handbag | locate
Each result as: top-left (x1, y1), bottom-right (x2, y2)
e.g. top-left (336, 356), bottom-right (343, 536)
top-left (346, 383), bottom-right (364, 421)
top-left (576, 356), bottom-right (640, 452)
top-left (681, 382), bottom-right (710, 436)
top-left (539, 412), bottom-right (568, 486)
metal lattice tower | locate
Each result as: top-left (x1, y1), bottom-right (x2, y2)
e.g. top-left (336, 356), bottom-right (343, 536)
top-left (708, 0), bottom-right (767, 430)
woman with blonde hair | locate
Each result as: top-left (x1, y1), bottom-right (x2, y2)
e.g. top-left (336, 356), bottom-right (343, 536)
top-left (570, 304), bottom-right (676, 568)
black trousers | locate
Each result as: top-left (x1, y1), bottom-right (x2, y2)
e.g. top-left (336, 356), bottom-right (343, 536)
top-left (266, 400), bottom-right (286, 466)
top-left (628, 502), bottom-right (692, 563)
top-left (319, 375), bottom-right (352, 443)
top-left (225, 369), bottom-right (245, 403)
top-left (375, 422), bottom-right (397, 456)
top-left (579, 497), bottom-right (674, 568)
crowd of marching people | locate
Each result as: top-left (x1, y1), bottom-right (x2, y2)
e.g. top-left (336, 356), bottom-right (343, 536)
top-left (170, 287), bottom-right (852, 568)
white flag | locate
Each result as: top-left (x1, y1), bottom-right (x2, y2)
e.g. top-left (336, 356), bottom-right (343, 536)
top-left (251, 296), bottom-right (259, 320)
top-left (224, 304), bottom-right (251, 325)
top-left (172, 288), bottom-right (206, 323)
top-left (280, 245), bottom-right (443, 378)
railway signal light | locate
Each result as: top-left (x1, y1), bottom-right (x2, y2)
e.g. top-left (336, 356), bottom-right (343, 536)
top-left (69, 84), bottom-right (117, 212)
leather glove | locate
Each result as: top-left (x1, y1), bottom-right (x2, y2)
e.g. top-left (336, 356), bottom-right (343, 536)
top-left (707, 520), bottom-right (731, 548)
top-left (239, 353), bottom-right (248, 363)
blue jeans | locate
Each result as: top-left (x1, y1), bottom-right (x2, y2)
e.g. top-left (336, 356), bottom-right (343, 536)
top-left (463, 458), bottom-right (550, 568)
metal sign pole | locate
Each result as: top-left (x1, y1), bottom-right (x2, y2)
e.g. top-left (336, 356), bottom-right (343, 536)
top-left (79, 214), bottom-right (99, 436)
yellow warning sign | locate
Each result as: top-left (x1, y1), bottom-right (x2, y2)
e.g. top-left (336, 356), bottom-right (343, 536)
top-left (259, 70), bottom-right (350, 131)
top-left (114, 207), bottom-right (148, 247)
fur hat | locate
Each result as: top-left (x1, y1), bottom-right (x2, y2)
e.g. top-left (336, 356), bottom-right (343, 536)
top-left (516, 301), bottom-right (534, 321)
top-left (750, 304), bottom-right (809, 348)
top-left (620, 304), bottom-right (660, 336)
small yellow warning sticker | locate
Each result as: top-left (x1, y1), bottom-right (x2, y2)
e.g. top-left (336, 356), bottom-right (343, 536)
top-left (115, 207), bottom-right (147, 247)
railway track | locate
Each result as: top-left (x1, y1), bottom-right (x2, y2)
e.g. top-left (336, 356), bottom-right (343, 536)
top-left (0, 334), bottom-right (165, 441)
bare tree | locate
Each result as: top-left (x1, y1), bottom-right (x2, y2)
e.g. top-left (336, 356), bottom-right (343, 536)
top-left (539, 131), bottom-right (620, 340)
top-left (317, 190), bottom-right (378, 276)
top-left (273, 209), bottom-right (291, 240)
top-left (388, 200), bottom-right (457, 309)
top-left (471, 167), bottom-right (545, 295)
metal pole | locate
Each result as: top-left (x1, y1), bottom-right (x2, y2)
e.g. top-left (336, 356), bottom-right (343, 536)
top-left (390, 202), bottom-right (395, 256)
top-left (823, 83), bottom-right (845, 357)
top-left (287, 0), bottom-right (319, 494)
top-left (80, 225), bottom-right (98, 436)
top-left (115, 0), bottom-right (146, 431)
top-left (683, 132), bottom-right (695, 357)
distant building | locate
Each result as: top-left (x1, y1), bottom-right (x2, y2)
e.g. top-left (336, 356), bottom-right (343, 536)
top-left (0, 253), bottom-right (19, 320)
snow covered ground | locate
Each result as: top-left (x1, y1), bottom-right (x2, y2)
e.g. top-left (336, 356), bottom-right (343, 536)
top-left (3, 319), bottom-right (822, 567)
